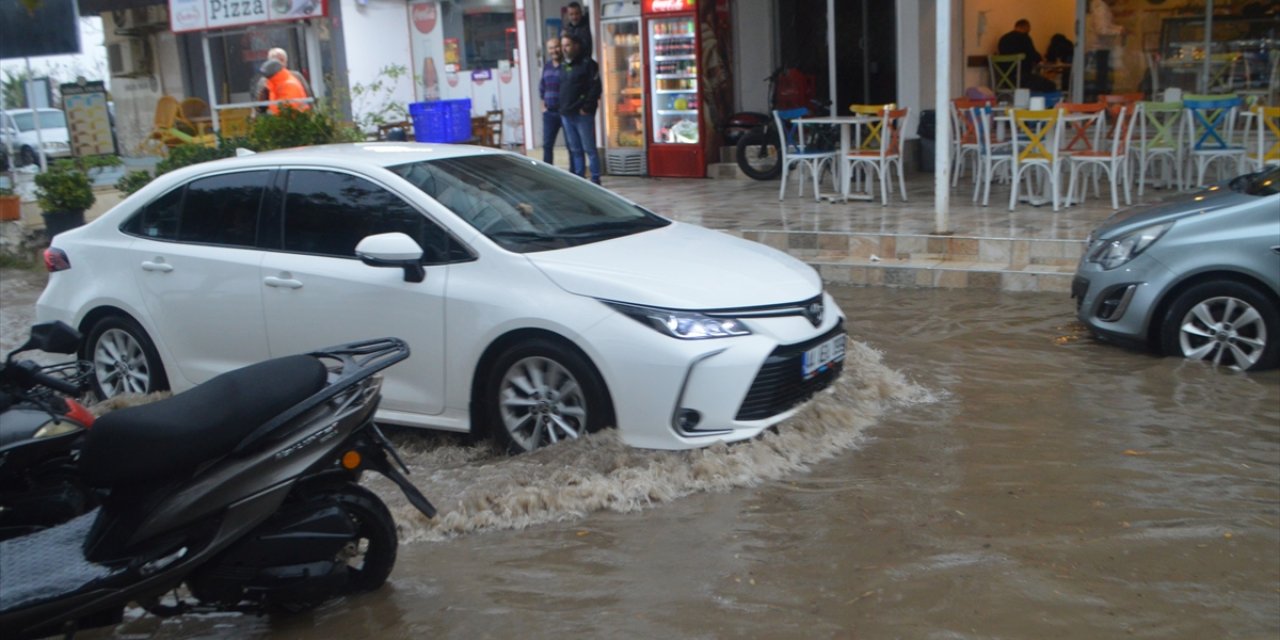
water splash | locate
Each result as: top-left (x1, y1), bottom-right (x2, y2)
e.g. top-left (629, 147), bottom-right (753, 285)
top-left (375, 340), bottom-right (936, 543)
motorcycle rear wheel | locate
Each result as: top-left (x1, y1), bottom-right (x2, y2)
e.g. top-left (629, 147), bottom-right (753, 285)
top-left (735, 130), bottom-right (782, 180)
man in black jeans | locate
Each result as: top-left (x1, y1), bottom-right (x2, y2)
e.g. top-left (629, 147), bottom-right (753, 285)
top-left (997, 19), bottom-right (1058, 93)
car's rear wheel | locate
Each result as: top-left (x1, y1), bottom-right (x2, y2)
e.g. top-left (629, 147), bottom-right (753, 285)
top-left (484, 338), bottom-right (612, 454)
top-left (18, 146), bottom-right (37, 167)
top-left (84, 315), bottom-right (170, 398)
top-left (1159, 281), bottom-right (1280, 372)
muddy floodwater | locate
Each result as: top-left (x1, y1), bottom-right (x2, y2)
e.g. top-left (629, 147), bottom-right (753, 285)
top-left (1, 268), bottom-right (1277, 639)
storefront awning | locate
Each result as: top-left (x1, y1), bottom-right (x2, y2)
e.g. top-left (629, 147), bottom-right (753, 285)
top-left (77, 0), bottom-right (165, 15)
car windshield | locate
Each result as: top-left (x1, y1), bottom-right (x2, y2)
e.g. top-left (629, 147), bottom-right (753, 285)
top-left (1229, 166), bottom-right (1280, 196)
top-left (8, 110), bottom-right (66, 131)
top-left (390, 154), bottom-right (669, 252)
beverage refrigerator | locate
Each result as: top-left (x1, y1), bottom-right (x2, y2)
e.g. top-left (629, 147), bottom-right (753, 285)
top-left (642, 0), bottom-right (703, 178)
top-left (600, 1), bottom-right (646, 175)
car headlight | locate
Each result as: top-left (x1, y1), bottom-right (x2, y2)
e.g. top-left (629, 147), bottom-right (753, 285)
top-left (602, 300), bottom-right (752, 339)
top-left (1086, 222), bottom-right (1171, 270)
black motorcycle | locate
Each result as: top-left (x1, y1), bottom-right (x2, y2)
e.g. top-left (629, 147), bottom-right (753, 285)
top-left (0, 321), bottom-right (97, 540)
top-left (0, 336), bottom-right (436, 639)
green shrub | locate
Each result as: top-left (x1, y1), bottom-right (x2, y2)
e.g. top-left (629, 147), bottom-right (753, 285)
top-left (115, 170), bottom-right (154, 195)
top-left (247, 107), bottom-right (361, 151)
top-left (154, 142), bottom-right (236, 177)
top-left (34, 160), bottom-right (94, 212)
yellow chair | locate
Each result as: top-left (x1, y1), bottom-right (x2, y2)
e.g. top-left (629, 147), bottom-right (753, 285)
top-left (139, 96), bottom-right (214, 155)
top-left (1007, 108), bottom-right (1065, 211)
top-left (1244, 105), bottom-right (1280, 171)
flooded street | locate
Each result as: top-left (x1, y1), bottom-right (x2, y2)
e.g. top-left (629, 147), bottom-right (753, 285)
top-left (2, 268), bottom-right (1277, 639)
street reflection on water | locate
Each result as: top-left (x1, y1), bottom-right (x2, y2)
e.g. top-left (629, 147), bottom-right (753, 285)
top-left (2, 272), bottom-right (1274, 639)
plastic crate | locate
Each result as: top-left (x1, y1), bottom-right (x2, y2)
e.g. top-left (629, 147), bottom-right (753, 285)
top-left (605, 148), bottom-right (646, 175)
top-left (410, 99), bottom-right (472, 143)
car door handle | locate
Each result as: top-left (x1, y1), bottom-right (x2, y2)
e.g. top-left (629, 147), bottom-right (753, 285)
top-left (140, 260), bottom-right (173, 273)
top-left (264, 276), bottom-right (303, 289)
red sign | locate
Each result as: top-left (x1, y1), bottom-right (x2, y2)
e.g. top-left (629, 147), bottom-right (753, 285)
top-left (643, 0), bottom-right (694, 13)
top-left (412, 2), bottom-right (437, 34)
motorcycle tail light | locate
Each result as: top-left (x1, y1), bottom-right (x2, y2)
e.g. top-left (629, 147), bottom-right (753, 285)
top-left (44, 247), bottom-right (70, 272)
top-left (342, 450), bottom-right (362, 470)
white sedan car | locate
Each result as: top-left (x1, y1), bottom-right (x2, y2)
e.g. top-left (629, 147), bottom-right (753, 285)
top-left (36, 144), bottom-right (846, 452)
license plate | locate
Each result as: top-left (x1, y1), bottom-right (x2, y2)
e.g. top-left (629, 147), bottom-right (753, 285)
top-left (801, 334), bottom-right (846, 379)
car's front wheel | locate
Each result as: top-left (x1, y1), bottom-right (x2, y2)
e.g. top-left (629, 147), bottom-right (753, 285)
top-left (84, 315), bottom-right (170, 398)
top-left (18, 146), bottom-right (38, 167)
top-left (484, 338), bottom-right (612, 454)
top-left (1159, 280), bottom-right (1280, 372)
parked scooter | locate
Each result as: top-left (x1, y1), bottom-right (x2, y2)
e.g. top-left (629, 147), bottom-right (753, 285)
top-left (0, 337), bottom-right (436, 639)
top-left (0, 321), bottom-right (97, 540)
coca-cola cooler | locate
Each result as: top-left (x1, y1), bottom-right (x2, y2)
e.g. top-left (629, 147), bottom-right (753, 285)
top-left (642, 0), bottom-right (703, 178)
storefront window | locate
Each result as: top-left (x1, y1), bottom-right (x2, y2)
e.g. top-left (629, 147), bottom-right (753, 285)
top-left (441, 0), bottom-right (516, 71)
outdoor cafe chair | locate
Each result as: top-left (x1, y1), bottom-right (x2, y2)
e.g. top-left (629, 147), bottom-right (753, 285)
top-left (951, 97), bottom-right (997, 187)
top-left (1066, 105), bottom-right (1137, 210)
top-left (1243, 105), bottom-right (1280, 172)
top-left (842, 107), bottom-right (909, 206)
top-left (964, 105), bottom-right (1013, 207)
top-left (1134, 101), bottom-right (1185, 195)
top-left (989, 54), bottom-right (1024, 101)
top-left (1007, 108), bottom-right (1065, 211)
top-left (1182, 94), bottom-right (1245, 187)
top-left (774, 108), bottom-right (838, 201)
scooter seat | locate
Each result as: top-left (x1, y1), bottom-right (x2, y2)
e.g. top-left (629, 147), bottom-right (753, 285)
top-left (81, 355), bottom-right (328, 488)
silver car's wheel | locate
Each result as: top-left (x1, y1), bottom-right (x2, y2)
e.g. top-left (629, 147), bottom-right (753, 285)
top-left (1161, 281), bottom-right (1280, 372)
top-left (84, 315), bottom-right (169, 398)
top-left (485, 338), bottom-right (612, 454)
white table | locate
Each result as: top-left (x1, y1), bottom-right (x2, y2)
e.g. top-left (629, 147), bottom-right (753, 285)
top-left (796, 114), bottom-right (882, 202)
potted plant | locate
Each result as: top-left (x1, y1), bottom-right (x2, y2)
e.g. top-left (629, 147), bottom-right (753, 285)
top-left (34, 160), bottom-right (94, 239)
top-left (0, 186), bottom-right (19, 222)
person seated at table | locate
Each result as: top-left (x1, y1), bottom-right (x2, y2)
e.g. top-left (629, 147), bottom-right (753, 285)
top-left (1044, 33), bottom-right (1074, 90)
top-left (997, 19), bottom-right (1059, 93)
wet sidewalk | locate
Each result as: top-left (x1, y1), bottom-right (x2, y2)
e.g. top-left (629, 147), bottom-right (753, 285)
top-left (4, 157), bottom-right (1155, 292)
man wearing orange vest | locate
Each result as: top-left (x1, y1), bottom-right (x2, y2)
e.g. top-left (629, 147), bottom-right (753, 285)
top-left (258, 48), bottom-right (311, 114)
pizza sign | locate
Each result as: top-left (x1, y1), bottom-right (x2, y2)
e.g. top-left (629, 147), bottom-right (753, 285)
top-left (170, 0), bottom-right (328, 33)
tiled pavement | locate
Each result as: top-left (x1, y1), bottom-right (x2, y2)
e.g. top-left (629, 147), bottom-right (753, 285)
top-left (605, 170), bottom-right (1169, 293)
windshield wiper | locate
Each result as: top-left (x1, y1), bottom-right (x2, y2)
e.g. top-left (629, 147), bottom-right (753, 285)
top-left (558, 220), bottom-right (663, 237)
top-left (486, 229), bottom-right (560, 243)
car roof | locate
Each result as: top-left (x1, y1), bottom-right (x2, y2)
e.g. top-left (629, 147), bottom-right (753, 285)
top-left (200, 142), bottom-right (509, 171)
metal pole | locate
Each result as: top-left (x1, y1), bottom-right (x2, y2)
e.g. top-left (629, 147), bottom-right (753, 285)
top-left (25, 58), bottom-right (47, 172)
top-left (935, 0), bottom-right (951, 234)
top-left (828, 0), bottom-right (836, 110)
top-left (1201, 0), bottom-right (1214, 94)
top-left (1072, 0), bottom-right (1085, 102)
top-left (202, 33), bottom-right (220, 133)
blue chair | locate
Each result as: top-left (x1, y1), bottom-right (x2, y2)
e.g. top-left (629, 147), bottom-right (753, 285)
top-left (774, 108), bottom-right (838, 201)
top-left (1182, 95), bottom-right (1245, 187)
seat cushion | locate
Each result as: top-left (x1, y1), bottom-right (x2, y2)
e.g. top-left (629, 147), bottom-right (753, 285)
top-left (81, 355), bottom-right (328, 487)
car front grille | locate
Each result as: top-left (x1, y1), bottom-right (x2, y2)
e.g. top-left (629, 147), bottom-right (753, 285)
top-left (735, 323), bottom-right (845, 421)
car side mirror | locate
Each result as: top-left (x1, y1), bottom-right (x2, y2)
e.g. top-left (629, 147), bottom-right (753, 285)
top-left (355, 232), bottom-right (426, 283)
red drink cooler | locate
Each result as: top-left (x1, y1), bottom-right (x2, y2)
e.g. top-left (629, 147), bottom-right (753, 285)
top-left (642, 0), bottom-right (704, 177)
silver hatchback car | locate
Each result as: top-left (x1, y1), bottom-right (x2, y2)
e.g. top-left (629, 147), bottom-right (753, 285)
top-left (1073, 166), bottom-right (1280, 371)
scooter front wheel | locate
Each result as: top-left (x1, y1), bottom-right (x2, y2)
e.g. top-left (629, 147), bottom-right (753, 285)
top-left (735, 130), bottom-right (782, 180)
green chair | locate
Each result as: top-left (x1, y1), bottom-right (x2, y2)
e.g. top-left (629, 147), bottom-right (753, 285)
top-left (1134, 101), bottom-right (1184, 195)
top-left (989, 54), bottom-right (1025, 98)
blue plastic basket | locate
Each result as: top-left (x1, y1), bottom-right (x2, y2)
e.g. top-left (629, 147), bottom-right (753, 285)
top-left (410, 99), bottom-right (473, 143)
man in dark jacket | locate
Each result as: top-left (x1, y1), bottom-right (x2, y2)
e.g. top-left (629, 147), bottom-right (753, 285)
top-left (996, 19), bottom-right (1057, 93)
top-left (558, 33), bottom-right (602, 184)
top-left (562, 2), bottom-right (592, 59)
top-left (539, 37), bottom-right (564, 166)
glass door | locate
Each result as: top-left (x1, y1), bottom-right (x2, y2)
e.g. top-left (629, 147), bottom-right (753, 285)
top-left (648, 14), bottom-right (699, 144)
top-left (602, 19), bottom-right (644, 150)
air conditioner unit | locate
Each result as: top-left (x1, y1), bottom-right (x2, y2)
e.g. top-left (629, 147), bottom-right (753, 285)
top-left (107, 39), bottom-right (150, 76)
